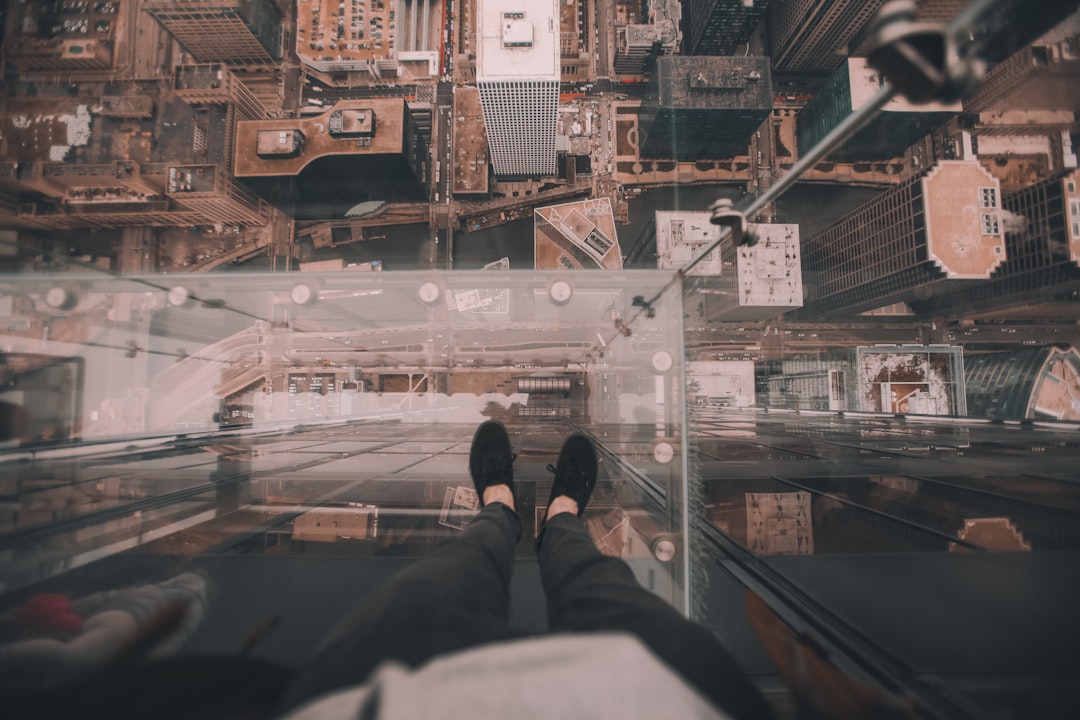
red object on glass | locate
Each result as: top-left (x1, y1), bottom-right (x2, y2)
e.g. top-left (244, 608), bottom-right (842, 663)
top-left (15, 593), bottom-right (84, 637)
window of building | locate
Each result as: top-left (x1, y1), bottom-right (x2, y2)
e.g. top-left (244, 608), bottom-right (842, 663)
top-left (980, 187), bottom-right (998, 208)
top-left (981, 213), bottom-right (1001, 235)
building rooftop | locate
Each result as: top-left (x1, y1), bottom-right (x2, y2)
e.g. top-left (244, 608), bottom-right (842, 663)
top-left (653, 56), bottom-right (772, 110)
top-left (657, 211), bottom-right (802, 317)
top-left (294, 0), bottom-right (398, 71)
top-left (451, 87), bottom-right (490, 195)
top-left (966, 346), bottom-right (1080, 420)
top-left (4, 0), bottom-right (120, 69)
top-left (0, 100), bottom-right (92, 162)
top-left (644, 0), bottom-right (681, 44)
top-left (923, 161), bottom-right (1007, 278)
top-left (655, 211), bottom-right (724, 275)
top-left (1065, 169), bottom-right (1080, 264)
top-left (174, 63), bottom-right (223, 90)
top-left (233, 99), bottom-right (408, 177)
top-left (477, 0), bottom-right (559, 82)
top-left (96, 95), bottom-right (155, 119)
top-left (534, 198), bottom-right (621, 270)
top-left (854, 345), bottom-right (966, 415)
top-left (624, 24), bottom-right (666, 46)
top-left (167, 164), bottom-right (220, 194)
top-left (559, 0), bottom-right (582, 57)
top-left (735, 223), bottom-right (803, 310)
top-left (687, 361), bottom-right (756, 408)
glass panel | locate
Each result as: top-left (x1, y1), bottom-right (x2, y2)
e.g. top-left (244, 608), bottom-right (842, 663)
top-left (0, 270), bottom-right (688, 616)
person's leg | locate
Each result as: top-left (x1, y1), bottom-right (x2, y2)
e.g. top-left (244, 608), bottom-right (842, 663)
top-left (536, 435), bottom-right (775, 720)
top-left (280, 421), bottom-right (525, 711)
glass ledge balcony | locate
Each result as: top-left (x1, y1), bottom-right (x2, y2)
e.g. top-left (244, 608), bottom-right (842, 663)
top-left (2, 270), bottom-right (1079, 718)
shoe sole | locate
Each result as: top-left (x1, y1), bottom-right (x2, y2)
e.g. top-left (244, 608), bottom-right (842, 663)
top-left (469, 420), bottom-right (511, 482)
top-left (550, 434), bottom-right (597, 515)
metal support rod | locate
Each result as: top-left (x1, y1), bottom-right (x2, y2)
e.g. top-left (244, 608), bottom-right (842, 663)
top-left (680, 82), bottom-right (898, 277)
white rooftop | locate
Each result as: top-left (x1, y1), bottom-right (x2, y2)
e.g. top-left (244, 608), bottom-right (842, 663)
top-left (477, 0), bottom-right (558, 81)
top-left (655, 210), bottom-right (803, 314)
top-left (655, 211), bottom-right (724, 275)
top-left (735, 223), bottom-right (803, 309)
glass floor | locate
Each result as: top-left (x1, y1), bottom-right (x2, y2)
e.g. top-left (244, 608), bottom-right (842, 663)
top-left (2, 270), bottom-right (1078, 718)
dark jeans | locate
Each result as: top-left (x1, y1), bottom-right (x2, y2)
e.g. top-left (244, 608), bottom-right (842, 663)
top-left (279, 503), bottom-right (773, 720)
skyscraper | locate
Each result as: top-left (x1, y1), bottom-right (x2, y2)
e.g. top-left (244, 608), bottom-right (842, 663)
top-left (0, 94), bottom-right (268, 230)
top-left (174, 64), bottom-right (270, 123)
top-left (769, 0), bottom-right (885, 73)
top-left (797, 58), bottom-right (960, 161)
top-left (145, 0), bottom-right (282, 66)
top-left (912, 168), bottom-right (1080, 317)
top-left (963, 34), bottom-right (1080, 113)
top-left (638, 56), bottom-right (772, 161)
top-left (682, 0), bottom-right (769, 56)
top-left (165, 165), bottom-right (269, 225)
top-left (476, 0), bottom-right (559, 177)
top-left (233, 99), bottom-right (429, 219)
top-left (5, 0), bottom-right (118, 72)
top-left (614, 25), bottom-right (673, 75)
top-left (800, 160), bottom-right (1005, 317)
top-left (613, 0), bottom-right (681, 75)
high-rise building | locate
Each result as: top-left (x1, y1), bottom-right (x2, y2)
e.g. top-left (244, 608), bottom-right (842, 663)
top-left (769, 0), bottom-right (885, 73)
top-left (476, 0), bottom-right (559, 177)
top-left (145, 0), bottom-right (282, 67)
top-left (233, 99), bottom-right (429, 219)
top-left (165, 165), bottom-right (269, 225)
top-left (174, 64), bottom-right (270, 123)
top-left (682, 0), bottom-right (769, 56)
top-left (614, 23), bottom-right (679, 76)
top-left (614, 0), bottom-right (681, 75)
top-left (911, 168), bottom-right (1080, 317)
top-left (800, 160), bottom-right (1006, 318)
top-left (173, 64), bottom-right (270, 181)
top-left (797, 58), bottom-right (960, 161)
top-left (0, 94), bottom-right (269, 230)
top-left (558, 0), bottom-right (590, 80)
top-left (638, 56), bottom-right (772, 161)
top-left (963, 34), bottom-right (1080, 113)
top-left (965, 346), bottom-right (1080, 420)
top-left (846, 1), bottom-right (972, 58)
top-left (4, 0), bottom-right (118, 73)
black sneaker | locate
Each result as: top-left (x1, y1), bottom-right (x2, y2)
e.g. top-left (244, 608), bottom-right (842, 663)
top-left (469, 420), bottom-right (516, 507)
top-left (546, 434), bottom-right (598, 517)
